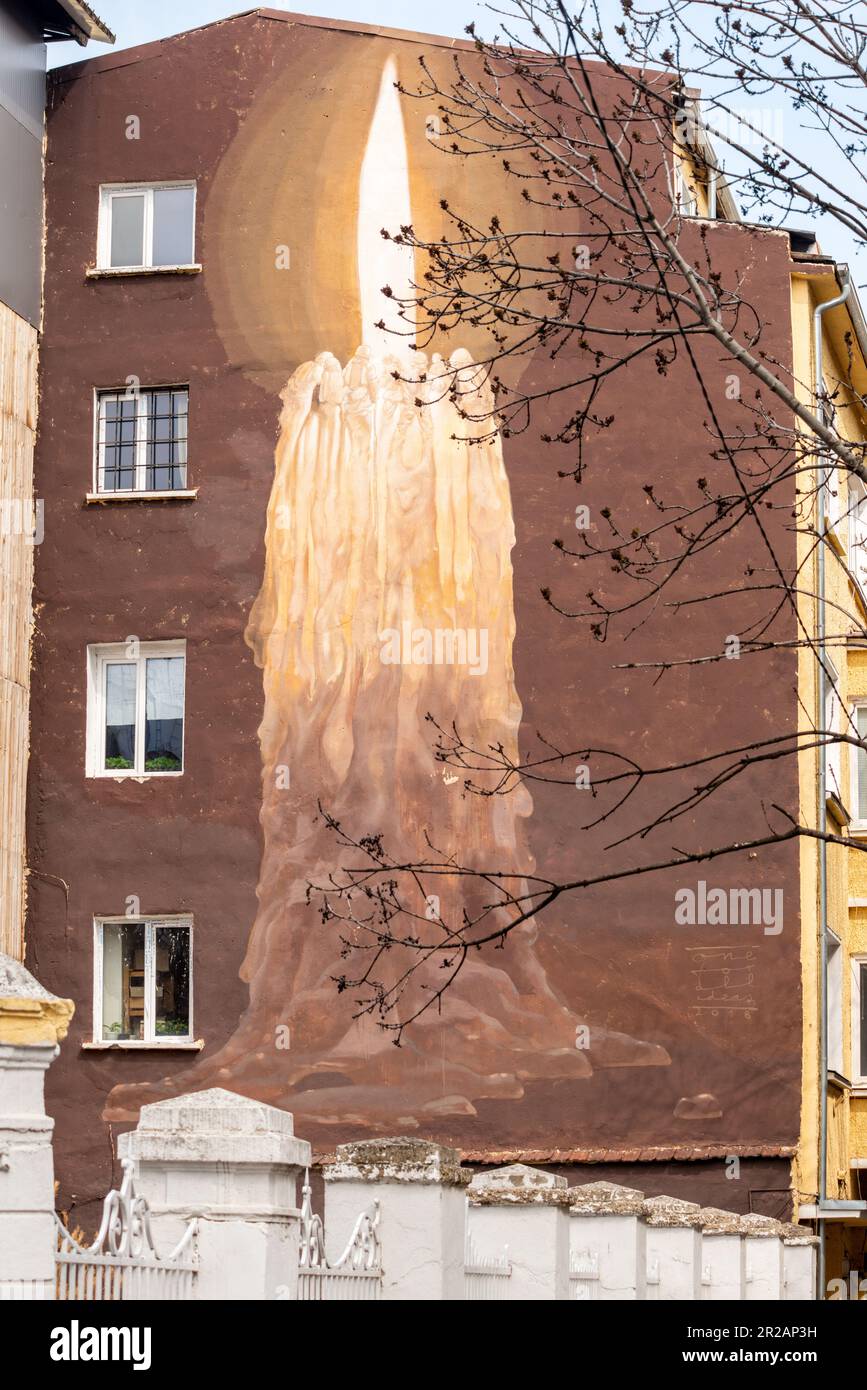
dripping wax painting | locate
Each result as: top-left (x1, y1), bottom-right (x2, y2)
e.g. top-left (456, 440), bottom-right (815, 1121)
top-left (104, 48), bottom-right (671, 1144)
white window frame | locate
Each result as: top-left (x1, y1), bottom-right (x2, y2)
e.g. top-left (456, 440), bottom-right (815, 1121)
top-left (86, 640), bottom-right (186, 779)
top-left (92, 915), bottom-right (193, 1045)
top-left (852, 954), bottom-right (867, 1088)
top-left (848, 473), bottom-right (867, 601)
top-left (674, 160), bottom-right (698, 217)
top-left (849, 698), bottom-right (867, 831)
top-left (97, 182), bottom-right (198, 271)
top-left (824, 657), bottom-right (843, 807)
top-left (826, 929), bottom-right (845, 1077)
top-left (822, 454), bottom-right (844, 550)
top-left (92, 385), bottom-right (190, 497)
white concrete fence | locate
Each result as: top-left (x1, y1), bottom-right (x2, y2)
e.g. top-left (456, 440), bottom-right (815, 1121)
top-left (0, 953), bottom-right (817, 1301)
top-left (326, 1136), bottom-right (816, 1301)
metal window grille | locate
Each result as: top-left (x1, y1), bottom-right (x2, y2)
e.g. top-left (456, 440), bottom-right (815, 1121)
top-left (97, 388), bottom-right (188, 493)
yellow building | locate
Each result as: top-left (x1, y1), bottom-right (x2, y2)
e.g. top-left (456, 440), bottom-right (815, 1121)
top-left (791, 248), bottom-right (867, 1295)
top-left (676, 110), bottom-right (867, 1292)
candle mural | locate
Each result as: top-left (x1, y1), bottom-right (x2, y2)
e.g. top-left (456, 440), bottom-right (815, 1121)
top-left (105, 55), bottom-right (668, 1135)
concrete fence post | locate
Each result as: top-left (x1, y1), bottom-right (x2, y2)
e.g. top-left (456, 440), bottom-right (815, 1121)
top-left (324, 1138), bottom-right (468, 1300)
top-left (643, 1196), bottom-right (704, 1300)
top-left (568, 1181), bottom-right (646, 1300)
top-left (698, 1207), bottom-right (747, 1300)
top-left (0, 953), bottom-right (74, 1301)
top-left (781, 1224), bottom-right (818, 1300)
top-left (119, 1087), bottom-right (311, 1301)
top-left (467, 1164), bottom-right (571, 1300)
top-left (741, 1213), bottom-right (785, 1300)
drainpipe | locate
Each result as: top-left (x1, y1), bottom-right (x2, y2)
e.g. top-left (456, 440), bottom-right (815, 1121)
top-left (814, 267), bottom-right (851, 1299)
top-left (707, 163), bottom-right (717, 221)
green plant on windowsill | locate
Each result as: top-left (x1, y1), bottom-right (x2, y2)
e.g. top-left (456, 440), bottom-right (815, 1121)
top-left (145, 755), bottom-right (181, 772)
top-left (105, 756), bottom-right (133, 770)
top-left (155, 1019), bottom-right (189, 1036)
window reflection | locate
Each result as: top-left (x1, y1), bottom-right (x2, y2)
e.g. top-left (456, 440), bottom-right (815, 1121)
top-left (145, 657), bottom-right (184, 771)
top-left (104, 663), bottom-right (136, 770)
top-left (155, 927), bottom-right (190, 1037)
top-left (101, 922), bottom-right (145, 1040)
top-left (109, 194), bottom-right (145, 268)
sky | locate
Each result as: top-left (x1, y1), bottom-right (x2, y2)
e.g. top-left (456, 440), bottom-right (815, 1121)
top-left (47, 1), bottom-right (863, 281)
top-left (47, 0), bottom-right (480, 61)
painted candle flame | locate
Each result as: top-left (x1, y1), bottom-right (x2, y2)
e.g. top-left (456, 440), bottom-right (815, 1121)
top-left (357, 56), bottom-right (415, 352)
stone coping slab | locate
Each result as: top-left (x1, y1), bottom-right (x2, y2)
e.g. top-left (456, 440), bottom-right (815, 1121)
top-left (698, 1206), bottom-right (753, 1236)
top-left (325, 1137), bottom-right (469, 1186)
top-left (642, 1195), bottom-right (706, 1229)
top-left (568, 1181), bottom-right (646, 1216)
top-left (119, 1087), bottom-right (311, 1167)
top-left (468, 1162), bottom-right (573, 1207)
top-left (0, 953), bottom-right (74, 1045)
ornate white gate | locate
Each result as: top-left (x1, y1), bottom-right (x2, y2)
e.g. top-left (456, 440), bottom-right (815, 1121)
top-left (55, 1158), bottom-right (198, 1300)
top-left (297, 1170), bottom-right (382, 1301)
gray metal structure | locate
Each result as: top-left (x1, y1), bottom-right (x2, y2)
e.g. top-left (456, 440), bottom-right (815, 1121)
top-left (0, 0), bottom-right (112, 325)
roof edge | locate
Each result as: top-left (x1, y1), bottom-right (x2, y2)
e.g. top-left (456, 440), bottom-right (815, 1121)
top-left (52, 0), bottom-right (114, 44)
top-left (49, 6), bottom-right (673, 85)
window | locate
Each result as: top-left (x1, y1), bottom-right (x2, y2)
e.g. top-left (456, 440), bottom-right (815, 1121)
top-left (97, 183), bottom-right (196, 270)
top-left (862, 961), bottom-right (867, 1080)
top-left (674, 161), bottom-right (699, 216)
top-left (850, 703), bottom-right (867, 826)
top-left (822, 456), bottom-right (843, 543)
top-left (853, 958), bottom-right (867, 1084)
top-left (824, 660), bottom-right (843, 806)
top-left (94, 917), bottom-right (192, 1043)
top-left (827, 931), bottom-right (844, 1076)
top-left (95, 387), bottom-right (188, 495)
top-left (87, 641), bottom-right (185, 777)
top-left (849, 475), bottom-right (867, 595)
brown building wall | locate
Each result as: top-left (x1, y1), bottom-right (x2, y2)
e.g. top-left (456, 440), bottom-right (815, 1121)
top-left (30, 11), bottom-right (804, 1225)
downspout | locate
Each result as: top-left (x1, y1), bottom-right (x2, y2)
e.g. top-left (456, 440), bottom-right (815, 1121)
top-left (814, 267), bottom-right (851, 1299)
top-left (707, 163), bottom-right (717, 221)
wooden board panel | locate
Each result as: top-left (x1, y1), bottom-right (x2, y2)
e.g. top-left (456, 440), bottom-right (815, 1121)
top-left (0, 299), bottom-right (37, 959)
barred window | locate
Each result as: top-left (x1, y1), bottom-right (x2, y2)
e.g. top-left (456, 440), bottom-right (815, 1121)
top-left (96, 388), bottom-right (188, 494)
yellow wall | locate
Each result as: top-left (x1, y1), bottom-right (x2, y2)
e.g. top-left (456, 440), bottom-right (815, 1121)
top-left (793, 268), bottom-right (867, 1283)
top-left (793, 273), bottom-right (821, 1209)
top-left (827, 331), bottom-right (867, 1200)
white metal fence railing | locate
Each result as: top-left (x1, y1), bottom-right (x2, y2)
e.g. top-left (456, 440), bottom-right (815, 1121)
top-left (297, 1266), bottom-right (383, 1301)
top-left (570, 1249), bottom-right (600, 1300)
top-left (464, 1237), bottom-right (512, 1300)
top-left (297, 1170), bottom-right (382, 1301)
top-left (55, 1158), bottom-right (198, 1301)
